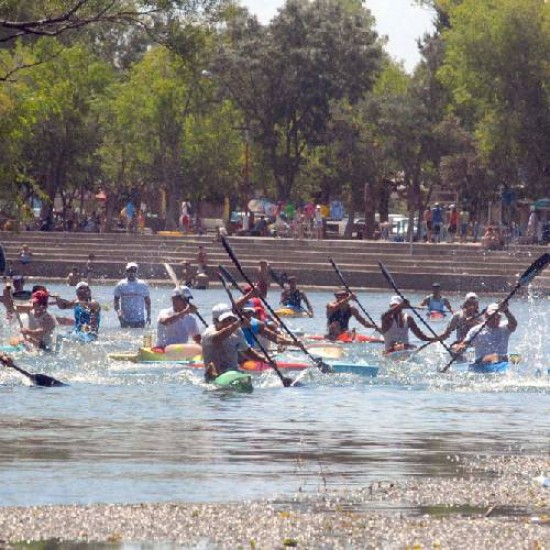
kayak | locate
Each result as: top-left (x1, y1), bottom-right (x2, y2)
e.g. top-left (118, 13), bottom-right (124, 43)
top-left (328, 363), bottom-right (379, 377)
top-left (0, 344), bottom-right (26, 353)
top-left (212, 370), bottom-right (253, 392)
top-left (240, 359), bottom-right (309, 373)
top-left (274, 306), bottom-right (310, 318)
top-left (109, 343), bottom-right (202, 363)
top-left (468, 361), bottom-right (509, 374)
top-left (306, 332), bottom-right (383, 344)
top-left (427, 310), bottom-right (446, 322)
top-left (304, 342), bottom-right (344, 359)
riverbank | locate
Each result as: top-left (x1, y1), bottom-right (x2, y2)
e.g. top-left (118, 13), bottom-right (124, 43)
top-left (2, 454), bottom-right (549, 548)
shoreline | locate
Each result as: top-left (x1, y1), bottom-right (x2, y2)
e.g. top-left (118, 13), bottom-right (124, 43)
top-left (2, 455), bottom-right (549, 548)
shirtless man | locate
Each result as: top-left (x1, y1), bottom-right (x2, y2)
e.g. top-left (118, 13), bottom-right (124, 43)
top-left (326, 289), bottom-right (376, 341)
top-left (381, 296), bottom-right (437, 353)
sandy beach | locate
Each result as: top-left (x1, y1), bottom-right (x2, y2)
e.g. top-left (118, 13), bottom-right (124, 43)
top-left (2, 454), bottom-right (549, 548)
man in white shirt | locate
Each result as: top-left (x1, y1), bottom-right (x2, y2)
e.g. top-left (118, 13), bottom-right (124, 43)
top-left (455, 302), bottom-right (517, 363)
top-left (113, 262), bottom-right (151, 328)
top-left (155, 286), bottom-right (201, 348)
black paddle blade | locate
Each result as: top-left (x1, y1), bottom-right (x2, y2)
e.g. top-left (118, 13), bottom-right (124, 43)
top-left (378, 261), bottom-right (398, 291)
top-left (268, 267), bottom-right (287, 288)
top-left (313, 356), bottom-right (334, 374)
top-left (519, 253), bottom-right (550, 286)
top-left (30, 373), bottom-right (66, 387)
top-left (219, 265), bottom-right (241, 290)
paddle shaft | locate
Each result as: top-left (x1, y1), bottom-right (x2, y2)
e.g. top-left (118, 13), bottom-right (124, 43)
top-left (218, 274), bottom-right (291, 387)
top-left (440, 252), bottom-right (550, 373)
top-left (378, 262), bottom-right (456, 358)
top-left (163, 262), bottom-right (208, 327)
top-left (221, 237), bottom-right (331, 373)
top-left (218, 265), bottom-right (244, 293)
top-left (329, 257), bottom-right (381, 333)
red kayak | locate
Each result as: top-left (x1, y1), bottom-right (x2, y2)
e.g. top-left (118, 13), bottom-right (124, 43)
top-left (306, 331), bottom-right (383, 344)
top-left (427, 311), bottom-right (446, 322)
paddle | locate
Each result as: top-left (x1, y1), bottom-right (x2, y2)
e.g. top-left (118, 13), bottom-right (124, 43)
top-left (0, 354), bottom-right (65, 387)
top-left (163, 262), bottom-right (208, 328)
top-left (218, 273), bottom-right (294, 387)
top-left (329, 257), bottom-right (381, 333)
top-left (378, 262), bottom-right (456, 358)
top-left (221, 236), bottom-right (332, 373)
top-left (218, 265), bottom-right (244, 293)
top-left (440, 252), bottom-right (550, 373)
top-left (268, 266), bottom-right (287, 289)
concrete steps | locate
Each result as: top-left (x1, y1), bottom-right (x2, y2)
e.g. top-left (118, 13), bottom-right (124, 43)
top-left (1, 231), bottom-right (548, 293)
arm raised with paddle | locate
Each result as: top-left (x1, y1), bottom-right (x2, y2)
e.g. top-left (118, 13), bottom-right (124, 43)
top-left (163, 262), bottom-right (208, 328)
top-left (440, 252), bottom-right (550, 373)
top-left (218, 273), bottom-right (294, 387)
top-left (378, 262), bottom-right (454, 358)
top-left (221, 236), bottom-right (332, 373)
top-left (329, 258), bottom-right (381, 333)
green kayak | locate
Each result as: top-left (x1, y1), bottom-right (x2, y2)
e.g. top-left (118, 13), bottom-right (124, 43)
top-left (212, 370), bottom-right (253, 393)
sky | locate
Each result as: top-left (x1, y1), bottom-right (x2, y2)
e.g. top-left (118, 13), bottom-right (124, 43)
top-left (239, 0), bottom-right (435, 73)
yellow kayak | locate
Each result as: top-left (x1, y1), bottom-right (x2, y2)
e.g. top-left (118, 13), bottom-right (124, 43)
top-left (109, 343), bottom-right (202, 363)
top-left (274, 306), bottom-right (310, 318)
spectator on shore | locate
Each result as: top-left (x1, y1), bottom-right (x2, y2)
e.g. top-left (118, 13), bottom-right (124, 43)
top-left (481, 226), bottom-right (504, 251)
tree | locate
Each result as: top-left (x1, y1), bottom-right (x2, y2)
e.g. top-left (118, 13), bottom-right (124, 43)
top-left (212, 0), bottom-right (383, 201)
top-left (439, 0), bottom-right (550, 198)
top-left (0, 0), bottom-right (228, 79)
top-left (0, 40), bottom-right (114, 222)
top-left (98, 45), bottom-right (242, 229)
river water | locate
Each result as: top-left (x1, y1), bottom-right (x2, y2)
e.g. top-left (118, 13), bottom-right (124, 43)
top-left (0, 282), bottom-right (548, 507)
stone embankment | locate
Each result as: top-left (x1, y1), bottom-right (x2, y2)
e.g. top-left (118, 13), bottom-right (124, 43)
top-left (1, 230), bottom-right (548, 294)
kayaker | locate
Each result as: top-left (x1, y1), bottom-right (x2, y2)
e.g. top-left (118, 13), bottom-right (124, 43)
top-left (326, 289), bottom-right (376, 341)
top-left (418, 283), bottom-right (453, 316)
top-left (381, 296), bottom-right (437, 353)
top-left (113, 262), bottom-right (151, 328)
top-left (56, 281), bottom-right (101, 341)
top-left (201, 304), bottom-right (266, 382)
top-left (155, 286), bottom-right (201, 348)
top-left (454, 302), bottom-right (517, 364)
top-left (240, 302), bottom-right (294, 350)
top-left (280, 276), bottom-right (313, 317)
top-left (18, 289), bottom-right (57, 351)
top-left (439, 292), bottom-right (482, 343)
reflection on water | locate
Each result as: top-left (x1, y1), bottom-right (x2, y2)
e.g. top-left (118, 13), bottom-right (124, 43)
top-left (0, 284), bottom-right (549, 506)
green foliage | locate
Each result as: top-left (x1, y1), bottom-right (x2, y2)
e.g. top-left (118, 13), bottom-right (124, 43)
top-left (440, 0), bottom-right (550, 196)
top-left (213, 0), bottom-right (383, 200)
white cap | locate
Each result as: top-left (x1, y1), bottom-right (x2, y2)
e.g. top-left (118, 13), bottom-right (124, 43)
top-left (218, 311), bottom-right (238, 322)
top-left (172, 286), bottom-right (192, 299)
top-left (390, 296), bottom-right (403, 307)
top-left (486, 303), bottom-right (500, 316)
top-left (76, 281), bottom-right (89, 290)
top-left (125, 262), bottom-right (138, 270)
top-left (464, 292), bottom-right (478, 301)
top-left (212, 302), bottom-right (231, 320)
